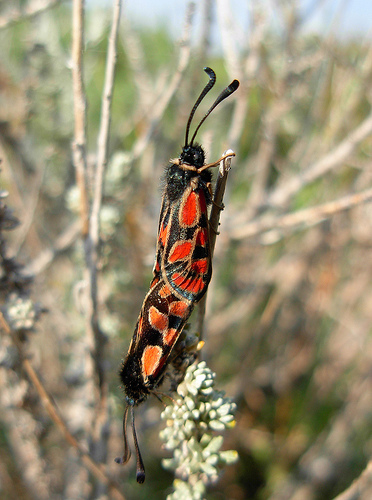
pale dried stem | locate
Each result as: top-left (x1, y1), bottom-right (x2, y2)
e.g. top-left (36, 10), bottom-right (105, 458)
top-left (89, 0), bottom-right (122, 307)
top-left (94, 0), bottom-right (122, 216)
top-left (197, 150), bottom-right (234, 339)
top-left (231, 185), bottom-right (372, 241)
top-left (209, 151), bottom-right (235, 257)
top-left (87, 0), bottom-right (122, 462)
top-left (71, 4), bottom-right (98, 467)
top-left (72, 0), bottom-right (89, 237)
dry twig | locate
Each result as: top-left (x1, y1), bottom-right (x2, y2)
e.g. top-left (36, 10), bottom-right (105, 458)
top-left (72, 0), bottom-right (89, 236)
top-left (86, 0), bottom-right (122, 467)
top-left (197, 150), bottom-right (235, 338)
top-left (230, 186), bottom-right (372, 240)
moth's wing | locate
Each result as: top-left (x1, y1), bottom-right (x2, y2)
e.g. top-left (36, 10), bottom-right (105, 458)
top-left (161, 185), bottom-right (212, 302)
top-left (152, 194), bottom-right (170, 281)
top-left (127, 279), bottom-right (194, 384)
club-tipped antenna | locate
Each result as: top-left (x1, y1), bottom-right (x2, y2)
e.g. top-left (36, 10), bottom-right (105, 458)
top-left (131, 407), bottom-right (146, 484)
top-left (114, 404), bottom-right (131, 465)
top-left (190, 79), bottom-right (240, 146)
top-left (184, 67), bottom-right (216, 147)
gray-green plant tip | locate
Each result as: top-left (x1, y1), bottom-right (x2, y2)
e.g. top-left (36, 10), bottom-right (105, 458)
top-left (4, 294), bottom-right (38, 331)
top-left (160, 361), bottom-right (238, 500)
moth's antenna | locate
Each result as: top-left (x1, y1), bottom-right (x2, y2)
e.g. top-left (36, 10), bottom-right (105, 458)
top-left (185, 67), bottom-right (216, 147)
top-left (190, 79), bottom-right (240, 146)
top-left (114, 404), bottom-right (131, 465)
top-left (131, 407), bottom-right (146, 484)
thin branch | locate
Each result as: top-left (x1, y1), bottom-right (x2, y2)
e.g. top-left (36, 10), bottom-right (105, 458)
top-left (0, 313), bottom-right (126, 500)
top-left (85, 0), bottom-right (122, 466)
top-left (197, 150), bottom-right (235, 338)
top-left (230, 186), bottom-right (372, 241)
top-left (0, 0), bottom-right (62, 30)
top-left (88, 0), bottom-right (122, 315)
top-left (209, 150), bottom-right (235, 257)
top-left (71, 0), bottom-right (89, 237)
top-left (71, 0), bottom-right (101, 474)
top-left (93, 0), bottom-right (122, 238)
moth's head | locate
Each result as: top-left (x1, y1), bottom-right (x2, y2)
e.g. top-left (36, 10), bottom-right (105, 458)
top-left (180, 143), bottom-right (205, 170)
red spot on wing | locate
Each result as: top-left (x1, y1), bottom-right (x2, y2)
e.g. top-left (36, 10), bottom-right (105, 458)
top-left (164, 328), bottom-right (178, 345)
top-left (150, 276), bottom-right (160, 289)
top-left (137, 315), bottom-right (144, 335)
top-left (169, 300), bottom-right (189, 317)
top-left (181, 191), bottom-right (199, 226)
top-left (151, 355), bottom-right (168, 378)
top-left (191, 259), bottom-right (208, 274)
top-left (142, 345), bottom-right (162, 377)
top-left (149, 306), bottom-right (168, 332)
top-left (159, 284), bottom-right (172, 298)
top-left (159, 221), bottom-right (168, 246)
top-left (196, 228), bottom-right (208, 246)
top-left (169, 241), bottom-right (193, 262)
top-left (172, 273), bottom-right (205, 294)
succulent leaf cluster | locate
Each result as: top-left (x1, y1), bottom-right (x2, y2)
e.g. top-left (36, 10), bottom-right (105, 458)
top-left (160, 361), bottom-right (238, 500)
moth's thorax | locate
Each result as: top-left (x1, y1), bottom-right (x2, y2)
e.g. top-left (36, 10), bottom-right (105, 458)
top-left (166, 146), bottom-right (212, 203)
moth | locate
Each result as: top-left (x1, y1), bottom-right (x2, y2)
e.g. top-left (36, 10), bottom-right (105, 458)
top-left (116, 67), bottom-right (239, 483)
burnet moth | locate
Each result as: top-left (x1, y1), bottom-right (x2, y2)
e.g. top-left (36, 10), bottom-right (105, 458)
top-left (116, 67), bottom-right (239, 483)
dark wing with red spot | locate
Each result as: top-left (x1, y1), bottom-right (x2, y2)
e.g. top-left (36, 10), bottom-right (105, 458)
top-left (160, 183), bottom-right (212, 302)
top-left (120, 278), bottom-right (194, 402)
top-left (152, 194), bottom-right (170, 283)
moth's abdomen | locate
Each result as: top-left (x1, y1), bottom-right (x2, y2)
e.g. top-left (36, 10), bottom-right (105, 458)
top-left (120, 353), bottom-right (149, 405)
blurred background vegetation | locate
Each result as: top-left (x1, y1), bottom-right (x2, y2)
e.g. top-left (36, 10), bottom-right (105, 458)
top-left (1, 0), bottom-right (372, 499)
